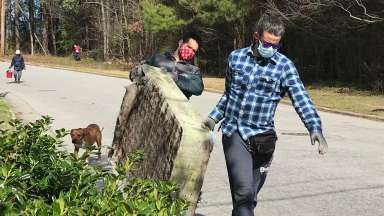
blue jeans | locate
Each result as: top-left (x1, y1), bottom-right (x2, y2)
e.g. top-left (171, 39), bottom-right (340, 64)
top-left (223, 131), bottom-right (275, 216)
top-left (14, 70), bottom-right (22, 81)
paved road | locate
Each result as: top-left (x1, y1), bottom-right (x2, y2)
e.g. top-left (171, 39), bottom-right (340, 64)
top-left (1, 62), bottom-right (384, 216)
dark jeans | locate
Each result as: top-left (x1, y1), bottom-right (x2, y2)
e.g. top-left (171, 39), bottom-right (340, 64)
top-left (14, 70), bottom-right (22, 82)
top-left (223, 131), bottom-right (276, 216)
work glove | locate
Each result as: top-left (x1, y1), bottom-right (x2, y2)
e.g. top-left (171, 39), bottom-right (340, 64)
top-left (201, 117), bottom-right (216, 131)
top-left (310, 132), bottom-right (328, 155)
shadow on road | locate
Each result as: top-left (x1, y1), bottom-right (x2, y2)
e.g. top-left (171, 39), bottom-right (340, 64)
top-left (261, 184), bottom-right (384, 202)
top-left (266, 176), bottom-right (362, 189)
top-left (198, 184), bottom-right (384, 207)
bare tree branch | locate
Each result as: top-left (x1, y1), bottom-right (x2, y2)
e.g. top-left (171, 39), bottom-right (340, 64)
top-left (334, 0), bottom-right (383, 23)
top-left (355, 0), bottom-right (382, 20)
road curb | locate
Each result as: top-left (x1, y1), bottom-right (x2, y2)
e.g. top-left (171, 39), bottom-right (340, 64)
top-left (4, 92), bottom-right (42, 123)
top-left (204, 88), bottom-right (384, 123)
top-left (0, 58), bottom-right (128, 79)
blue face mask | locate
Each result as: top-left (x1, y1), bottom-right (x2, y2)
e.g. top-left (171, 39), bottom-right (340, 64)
top-left (257, 40), bottom-right (277, 58)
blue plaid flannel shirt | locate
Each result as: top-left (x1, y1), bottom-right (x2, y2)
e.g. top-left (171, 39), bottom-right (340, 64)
top-left (209, 45), bottom-right (322, 141)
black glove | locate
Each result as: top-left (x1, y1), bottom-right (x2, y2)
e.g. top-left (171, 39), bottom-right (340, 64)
top-left (310, 132), bottom-right (328, 155)
top-left (202, 117), bottom-right (216, 131)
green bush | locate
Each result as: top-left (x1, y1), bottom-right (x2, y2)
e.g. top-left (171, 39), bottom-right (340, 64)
top-left (0, 117), bottom-right (188, 216)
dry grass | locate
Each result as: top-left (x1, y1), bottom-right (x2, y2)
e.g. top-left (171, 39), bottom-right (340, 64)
top-left (203, 77), bottom-right (225, 93)
top-left (203, 77), bottom-right (384, 118)
top-left (306, 86), bottom-right (384, 118)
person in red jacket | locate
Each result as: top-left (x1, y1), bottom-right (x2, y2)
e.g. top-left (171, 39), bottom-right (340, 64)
top-left (73, 44), bottom-right (81, 61)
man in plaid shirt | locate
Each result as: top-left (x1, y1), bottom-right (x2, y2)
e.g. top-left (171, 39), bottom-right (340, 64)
top-left (202, 13), bottom-right (328, 216)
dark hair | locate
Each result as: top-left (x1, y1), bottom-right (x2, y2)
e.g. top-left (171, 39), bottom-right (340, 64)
top-left (254, 13), bottom-right (285, 37)
top-left (182, 32), bottom-right (201, 45)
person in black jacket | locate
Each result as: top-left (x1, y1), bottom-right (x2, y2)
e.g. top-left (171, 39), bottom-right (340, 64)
top-left (129, 32), bottom-right (204, 99)
top-left (9, 50), bottom-right (26, 83)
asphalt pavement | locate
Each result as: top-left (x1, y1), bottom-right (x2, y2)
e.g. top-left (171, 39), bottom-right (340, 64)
top-left (1, 62), bottom-right (384, 216)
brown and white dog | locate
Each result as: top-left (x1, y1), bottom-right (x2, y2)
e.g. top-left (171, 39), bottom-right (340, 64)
top-left (70, 124), bottom-right (103, 159)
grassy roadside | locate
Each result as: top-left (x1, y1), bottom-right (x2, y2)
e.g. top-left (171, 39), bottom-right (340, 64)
top-left (203, 77), bottom-right (384, 118)
top-left (2, 55), bottom-right (383, 119)
top-left (0, 99), bottom-right (12, 129)
top-left (1, 54), bottom-right (129, 78)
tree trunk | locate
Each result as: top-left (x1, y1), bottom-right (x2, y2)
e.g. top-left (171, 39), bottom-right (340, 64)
top-left (112, 67), bottom-right (212, 216)
top-left (33, 33), bottom-right (47, 55)
top-left (118, 0), bottom-right (124, 59)
top-left (15, 0), bottom-right (20, 50)
top-left (106, 0), bottom-right (110, 58)
top-left (49, 9), bottom-right (56, 55)
top-left (28, 0), bottom-right (35, 55)
top-left (85, 24), bottom-right (89, 50)
top-left (100, 0), bottom-right (108, 60)
top-left (0, 0), bottom-right (6, 56)
top-left (42, 1), bottom-right (49, 54)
